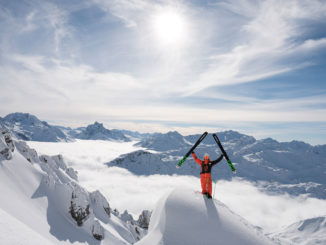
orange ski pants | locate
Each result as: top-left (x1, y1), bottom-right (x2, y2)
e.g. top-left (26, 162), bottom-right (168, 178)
top-left (200, 173), bottom-right (212, 195)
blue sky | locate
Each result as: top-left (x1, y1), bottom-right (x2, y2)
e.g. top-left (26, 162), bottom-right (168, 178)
top-left (0, 0), bottom-right (326, 144)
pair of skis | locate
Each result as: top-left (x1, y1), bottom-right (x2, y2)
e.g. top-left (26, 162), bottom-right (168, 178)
top-left (177, 132), bottom-right (236, 173)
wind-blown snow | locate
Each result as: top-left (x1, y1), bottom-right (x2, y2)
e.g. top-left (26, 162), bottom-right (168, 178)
top-left (137, 188), bottom-right (275, 245)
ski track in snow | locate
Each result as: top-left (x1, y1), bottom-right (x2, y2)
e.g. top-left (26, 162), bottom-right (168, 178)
top-left (27, 140), bottom-right (326, 234)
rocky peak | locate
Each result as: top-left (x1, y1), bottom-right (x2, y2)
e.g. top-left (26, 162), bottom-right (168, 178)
top-left (4, 112), bottom-right (40, 125)
top-left (0, 128), bottom-right (15, 160)
top-left (86, 121), bottom-right (106, 132)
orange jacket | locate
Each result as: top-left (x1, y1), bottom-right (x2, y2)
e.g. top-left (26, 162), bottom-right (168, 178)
top-left (192, 152), bottom-right (223, 174)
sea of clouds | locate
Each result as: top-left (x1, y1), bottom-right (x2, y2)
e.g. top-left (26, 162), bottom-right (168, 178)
top-left (27, 140), bottom-right (326, 233)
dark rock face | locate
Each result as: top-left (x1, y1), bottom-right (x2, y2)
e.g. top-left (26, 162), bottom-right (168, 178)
top-left (0, 128), bottom-right (15, 160)
top-left (91, 221), bottom-right (104, 240)
top-left (69, 191), bottom-right (90, 226)
top-left (137, 210), bottom-right (152, 229)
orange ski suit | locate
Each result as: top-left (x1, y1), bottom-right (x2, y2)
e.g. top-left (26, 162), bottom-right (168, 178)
top-left (192, 152), bottom-right (223, 196)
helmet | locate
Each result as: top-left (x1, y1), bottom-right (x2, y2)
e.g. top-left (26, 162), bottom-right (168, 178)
top-left (204, 153), bottom-right (210, 160)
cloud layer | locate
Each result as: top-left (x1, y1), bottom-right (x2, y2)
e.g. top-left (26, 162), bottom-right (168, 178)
top-left (27, 140), bottom-right (326, 232)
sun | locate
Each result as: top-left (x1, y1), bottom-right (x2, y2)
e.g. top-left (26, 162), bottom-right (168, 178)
top-left (152, 10), bottom-right (187, 46)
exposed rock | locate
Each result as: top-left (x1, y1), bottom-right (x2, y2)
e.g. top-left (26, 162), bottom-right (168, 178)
top-left (112, 208), bottom-right (119, 216)
top-left (91, 220), bottom-right (104, 240)
top-left (137, 210), bottom-right (152, 229)
top-left (69, 188), bottom-right (90, 226)
top-left (0, 128), bottom-right (14, 160)
top-left (120, 210), bottom-right (134, 224)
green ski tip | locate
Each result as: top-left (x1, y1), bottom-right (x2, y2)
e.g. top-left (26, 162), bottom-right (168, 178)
top-left (227, 160), bottom-right (236, 172)
top-left (177, 156), bottom-right (187, 167)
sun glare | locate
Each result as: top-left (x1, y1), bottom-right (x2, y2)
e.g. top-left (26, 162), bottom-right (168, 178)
top-left (152, 10), bottom-right (187, 46)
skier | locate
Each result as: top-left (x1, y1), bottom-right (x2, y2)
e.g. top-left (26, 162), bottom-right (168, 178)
top-left (192, 152), bottom-right (223, 198)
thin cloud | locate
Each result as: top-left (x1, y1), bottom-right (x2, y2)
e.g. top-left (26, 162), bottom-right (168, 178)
top-left (186, 0), bottom-right (326, 93)
top-left (0, 0), bottom-right (325, 144)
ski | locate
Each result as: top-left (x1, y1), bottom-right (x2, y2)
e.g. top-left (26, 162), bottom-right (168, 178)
top-left (177, 132), bottom-right (208, 168)
top-left (212, 133), bottom-right (236, 173)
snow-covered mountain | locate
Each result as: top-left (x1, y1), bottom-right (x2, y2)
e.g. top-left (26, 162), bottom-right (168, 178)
top-left (0, 128), bottom-right (149, 244)
top-left (135, 131), bottom-right (191, 151)
top-left (271, 216), bottom-right (326, 245)
top-left (185, 130), bottom-right (256, 146)
top-left (69, 122), bottom-right (130, 142)
top-left (0, 113), bottom-right (67, 142)
top-left (109, 131), bottom-right (326, 199)
top-left (107, 150), bottom-right (173, 175)
top-left (116, 130), bottom-right (154, 141)
top-left (2, 121), bottom-right (326, 244)
top-left (137, 188), bottom-right (276, 245)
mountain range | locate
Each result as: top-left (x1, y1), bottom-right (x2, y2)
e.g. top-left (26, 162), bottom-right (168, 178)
top-left (1, 112), bottom-right (325, 244)
top-left (109, 130), bottom-right (326, 199)
top-left (2, 112), bottom-right (326, 199)
top-left (0, 113), bottom-right (135, 142)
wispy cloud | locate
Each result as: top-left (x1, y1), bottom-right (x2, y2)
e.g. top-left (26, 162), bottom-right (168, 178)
top-left (186, 0), bottom-right (326, 93)
top-left (0, 0), bottom-right (325, 143)
top-left (92, 0), bottom-right (156, 28)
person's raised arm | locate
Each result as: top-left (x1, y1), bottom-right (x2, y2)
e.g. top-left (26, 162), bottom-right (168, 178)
top-left (192, 151), bottom-right (202, 166)
top-left (211, 154), bottom-right (223, 166)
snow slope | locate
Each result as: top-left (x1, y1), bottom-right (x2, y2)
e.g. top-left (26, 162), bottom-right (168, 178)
top-left (137, 188), bottom-right (276, 245)
top-left (0, 129), bottom-right (148, 244)
top-left (271, 216), bottom-right (326, 245)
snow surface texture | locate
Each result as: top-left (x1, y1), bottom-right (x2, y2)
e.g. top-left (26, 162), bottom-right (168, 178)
top-left (0, 129), bottom-right (148, 244)
top-left (137, 188), bottom-right (276, 245)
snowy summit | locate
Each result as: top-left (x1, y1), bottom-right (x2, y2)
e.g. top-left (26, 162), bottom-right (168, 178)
top-left (138, 188), bottom-right (275, 245)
